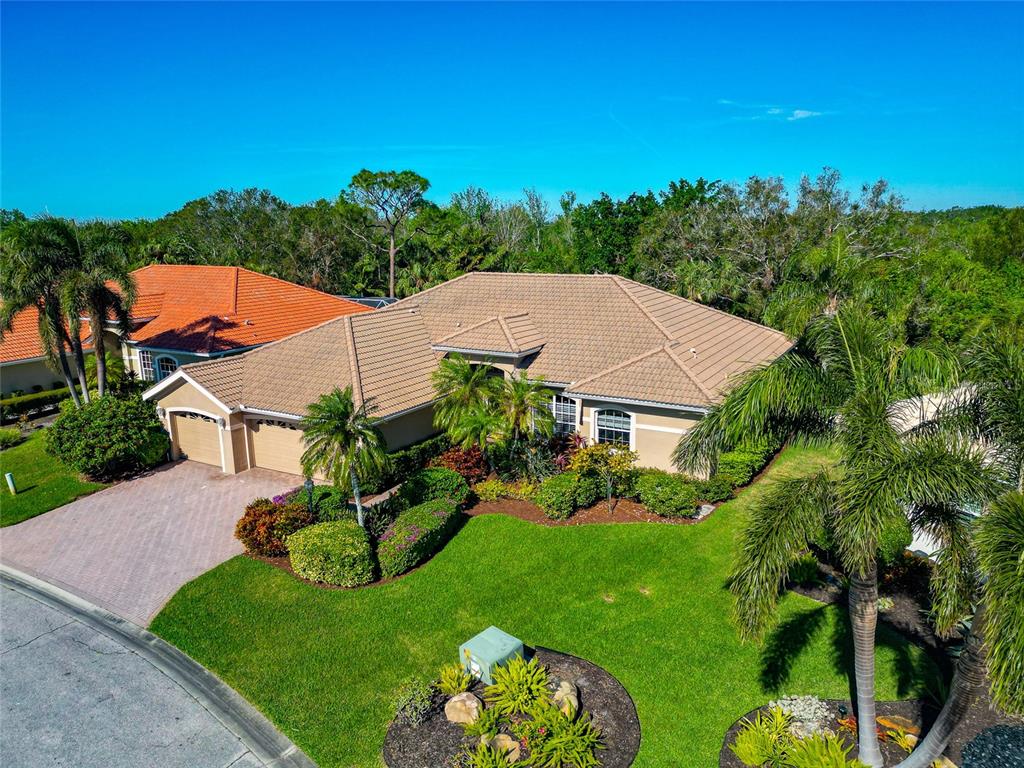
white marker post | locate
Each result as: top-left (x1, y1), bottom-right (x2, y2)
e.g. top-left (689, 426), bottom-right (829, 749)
top-left (5, 472), bottom-right (16, 494)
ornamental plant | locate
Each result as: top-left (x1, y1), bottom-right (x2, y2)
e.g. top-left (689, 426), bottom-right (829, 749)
top-left (377, 499), bottom-right (459, 578)
top-left (428, 445), bottom-right (488, 484)
top-left (437, 663), bottom-right (471, 696)
top-left (568, 443), bottom-right (638, 511)
top-left (286, 520), bottom-right (375, 586)
top-left (483, 656), bottom-right (550, 716)
top-left (235, 498), bottom-right (315, 557)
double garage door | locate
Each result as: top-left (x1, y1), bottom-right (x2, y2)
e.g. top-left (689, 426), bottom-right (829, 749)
top-left (172, 412), bottom-right (221, 467)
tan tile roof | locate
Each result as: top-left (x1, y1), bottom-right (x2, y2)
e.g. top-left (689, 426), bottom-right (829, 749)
top-left (436, 313), bottom-right (544, 355)
top-left (180, 307), bottom-right (437, 420)
top-left (175, 272), bottom-right (792, 417)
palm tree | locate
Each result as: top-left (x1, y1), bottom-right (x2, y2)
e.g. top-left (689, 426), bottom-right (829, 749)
top-left (496, 371), bottom-right (555, 447)
top-left (300, 386), bottom-right (388, 528)
top-left (431, 353), bottom-right (499, 442)
top-left (61, 222), bottom-right (136, 397)
top-left (889, 329), bottom-right (1024, 767)
top-left (85, 351), bottom-right (126, 391)
top-left (446, 403), bottom-right (504, 452)
top-left (673, 308), bottom-right (999, 768)
top-left (0, 217), bottom-right (87, 407)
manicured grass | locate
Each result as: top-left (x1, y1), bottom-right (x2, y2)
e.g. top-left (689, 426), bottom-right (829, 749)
top-left (151, 446), bottom-right (937, 767)
top-left (0, 430), bottom-right (106, 527)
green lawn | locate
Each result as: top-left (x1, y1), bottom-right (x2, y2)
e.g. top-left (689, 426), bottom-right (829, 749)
top-left (0, 430), bottom-right (106, 527)
top-left (151, 446), bottom-right (936, 767)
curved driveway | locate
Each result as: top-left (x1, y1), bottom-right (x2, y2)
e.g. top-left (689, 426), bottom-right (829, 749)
top-left (0, 461), bottom-right (300, 625)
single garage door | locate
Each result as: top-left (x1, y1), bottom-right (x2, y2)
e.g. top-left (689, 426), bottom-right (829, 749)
top-left (248, 419), bottom-right (305, 475)
top-left (172, 413), bottom-right (221, 467)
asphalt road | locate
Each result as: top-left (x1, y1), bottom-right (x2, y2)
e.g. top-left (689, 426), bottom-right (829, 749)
top-left (0, 572), bottom-right (309, 768)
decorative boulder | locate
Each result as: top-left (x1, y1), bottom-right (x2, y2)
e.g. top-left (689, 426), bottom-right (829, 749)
top-left (480, 733), bottom-right (521, 762)
top-left (552, 680), bottom-right (579, 717)
top-left (444, 692), bottom-right (482, 725)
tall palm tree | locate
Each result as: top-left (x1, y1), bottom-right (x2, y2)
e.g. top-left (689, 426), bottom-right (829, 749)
top-left (61, 222), bottom-right (136, 397)
top-left (673, 308), bottom-right (999, 768)
top-left (431, 353), bottom-right (499, 442)
top-left (300, 386), bottom-right (388, 528)
top-left (0, 217), bottom-right (86, 406)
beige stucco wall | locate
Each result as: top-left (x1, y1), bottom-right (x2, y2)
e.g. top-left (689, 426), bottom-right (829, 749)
top-left (156, 378), bottom-right (230, 415)
top-left (578, 399), bottom-right (704, 472)
top-left (378, 405), bottom-right (438, 451)
top-left (0, 360), bottom-right (66, 396)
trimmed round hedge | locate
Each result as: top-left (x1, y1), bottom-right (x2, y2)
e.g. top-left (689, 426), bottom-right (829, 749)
top-left (397, 467), bottom-right (470, 509)
top-left (377, 499), bottom-right (459, 579)
top-left (287, 520), bottom-right (375, 586)
top-left (636, 471), bottom-right (699, 518)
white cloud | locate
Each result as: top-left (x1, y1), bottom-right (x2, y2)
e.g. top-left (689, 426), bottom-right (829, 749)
top-left (716, 100), bottom-right (828, 122)
top-left (787, 109), bottom-right (823, 121)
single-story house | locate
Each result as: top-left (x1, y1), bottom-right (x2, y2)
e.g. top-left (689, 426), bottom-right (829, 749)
top-left (0, 265), bottom-right (370, 395)
top-left (144, 272), bottom-right (793, 474)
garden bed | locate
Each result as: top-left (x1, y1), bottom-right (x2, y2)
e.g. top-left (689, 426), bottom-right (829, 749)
top-left (466, 496), bottom-right (714, 526)
top-left (719, 697), bottom-right (1023, 767)
top-left (383, 647), bottom-right (641, 768)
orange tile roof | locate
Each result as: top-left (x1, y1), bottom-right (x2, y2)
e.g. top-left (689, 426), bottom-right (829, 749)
top-left (0, 307), bottom-right (93, 365)
top-left (126, 265), bottom-right (370, 353)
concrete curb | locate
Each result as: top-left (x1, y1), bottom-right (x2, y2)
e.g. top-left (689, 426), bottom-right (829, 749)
top-left (1, 565), bottom-right (317, 768)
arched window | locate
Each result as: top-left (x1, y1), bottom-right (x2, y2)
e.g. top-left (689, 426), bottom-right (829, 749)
top-left (595, 409), bottom-right (631, 446)
top-left (155, 355), bottom-right (179, 382)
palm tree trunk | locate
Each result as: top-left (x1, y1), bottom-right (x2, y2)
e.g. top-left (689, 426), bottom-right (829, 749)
top-left (90, 309), bottom-right (107, 397)
top-left (350, 466), bottom-right (365, 528)
top-left (893, 606), bottom-right (987, 768)
top-left (68, 330), bottom-right (91, 404)
top-left (44, 304), bottom-right (81, 408)
top-left (850, 563), bottom-right (884, 768)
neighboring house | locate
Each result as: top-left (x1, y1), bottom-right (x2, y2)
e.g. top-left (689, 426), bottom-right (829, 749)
top-left (0, 264), bottom-right (371, 397)
top-left (0, 308), bottom-right (93, 396)
top-left (118, 265), bottom-right (371, 382)
top-left (143, 272), bottom-right (793, 475)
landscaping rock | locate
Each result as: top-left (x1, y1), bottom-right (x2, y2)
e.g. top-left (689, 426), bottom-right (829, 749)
top-left (444, 692), bottom-right (482, 724)
top-left (552, 679), bottom-right (579, 717)
top-left (481, 733), bottom-right (521, 762)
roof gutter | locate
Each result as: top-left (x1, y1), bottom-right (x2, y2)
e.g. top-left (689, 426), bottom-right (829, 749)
top-left (430, 344), bottom-right (543, 360)
top-left (561, 392), bottom-right (711, 415)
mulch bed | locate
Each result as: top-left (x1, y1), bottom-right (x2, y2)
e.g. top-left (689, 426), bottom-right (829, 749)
top-left (465, 497), bottom-right (709, 526)
top-left (383, 647), bottom-right (641, 768)
top-left (719, 697), bottom-right (1023, 767)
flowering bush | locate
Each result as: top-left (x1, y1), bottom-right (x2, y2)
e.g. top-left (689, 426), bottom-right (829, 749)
top-left (428, 445), bottom-right (488, 484)
top-left (533, 472), bottom-right (580, 520)
top-left (287, 520), bottom-right (374, 586)
top-left (235, 498), bottom-right (315, 556)
top-left (377, 498), bottom-right (459, 578)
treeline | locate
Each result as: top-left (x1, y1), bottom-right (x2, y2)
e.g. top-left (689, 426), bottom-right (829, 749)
top-left (3, 167), bottom-right (1022, 345)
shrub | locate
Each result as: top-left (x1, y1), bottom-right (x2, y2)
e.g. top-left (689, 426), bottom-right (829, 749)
top-left (698, 474), bottom-right (734, 503)
top-left (877, 514), bottom-right (913, 567)
top-left (484, 656), bottom-right (550, 716)
top-left (429, 445), bottom-right (488, 484)
top-left (636, 471), bottom-right (700, 518)
top-left (437, 663), bottom-right (471, 696)
top-left (0, 387), bottom-right (72, 423)
top-left (717, 437), bottom-right (780, 487)
top-left (393, 677), bottom-right (435, 726)
top-left (0, 426), bottom-right (23, 450)
top-left (287, 520), bottom-right (374, 586)
top-left (235, 498), bottom-right (316, 557)
top-left (462, 706), bottom-right (503, 739)
top-left (786, 731), bottom-right (864, 767)
top-left (729, 707), bottom-right (791, 767)
top-left (45, 394), bottom-right (169, 480)
top-left (377, 498), bottom-right (460, 578)
top-left (788, 553), bottom-right (822, 586)
top-left (397, 467), bottom-right (470, 509)
top-left (533, 472), bottom-right (579, 520)
top-left (517, 705), bottom-right (603, 768)
top-left (473, 478), bottom-right (535, 502)
top-left (568, 443), bottom-right (638, 506)
top-left (370, 433), bottom-right (451, 492)
top-left (573, 472), bottom-right (603, 509)
top-left (462, 743), bottom-right (511, 768)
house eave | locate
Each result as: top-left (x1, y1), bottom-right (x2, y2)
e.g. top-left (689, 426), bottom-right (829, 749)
top-left (561, 391), bottom-right (711, 414)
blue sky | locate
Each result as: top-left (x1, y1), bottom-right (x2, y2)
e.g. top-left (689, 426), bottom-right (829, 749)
top-left (2, 2), bottom-right (1022, 219)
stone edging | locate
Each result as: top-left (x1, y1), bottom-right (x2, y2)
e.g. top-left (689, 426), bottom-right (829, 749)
top-left (0, 564), bottom-right (317, 768)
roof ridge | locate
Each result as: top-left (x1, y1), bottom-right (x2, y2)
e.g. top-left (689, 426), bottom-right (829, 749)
top-left (609, 275), bottom-right (673, 340)
top-left (566, 342), bottom-right (672, 391)
top-left (663, 341), bottom-right (714, 400)
top-left (384, 271), bottom-right (478, 310)
top-left (231, 266), bottom-right (369, 312)
top-left (495, 315), bottom-right (519, 352)
top-left (435, 314), bottom-right (500, 344)
top-left (613, 274), bottom-right (794, 343)
top-left (343, 316), bottom-right (364, 408)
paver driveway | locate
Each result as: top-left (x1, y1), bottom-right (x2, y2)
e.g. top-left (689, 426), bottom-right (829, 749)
top-left (0, 461), bottom-right (300, 625)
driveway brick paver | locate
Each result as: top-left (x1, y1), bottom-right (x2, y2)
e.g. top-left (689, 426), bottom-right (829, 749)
top-left (0, 461), bottom-right (301, 625)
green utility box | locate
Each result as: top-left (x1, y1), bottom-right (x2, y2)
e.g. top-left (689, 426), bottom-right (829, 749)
top-left (459, 626), bottom-right (524, 685)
